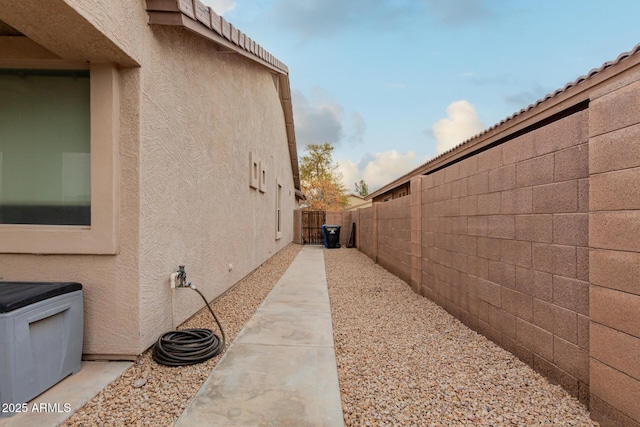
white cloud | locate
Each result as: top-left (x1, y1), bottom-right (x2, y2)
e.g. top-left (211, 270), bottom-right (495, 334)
top-left (292, 88), bottom-right (343, 150)
top-left (432, 100), bottom-right (485, 154)
top-left (292, 88), bottom-right (366, 151)
top-left (201, 0), bottom-right (236, 15)
top-left (337, 150), bottom-right (428, 193)
top-left (337, 159), bottom-right (361, 193)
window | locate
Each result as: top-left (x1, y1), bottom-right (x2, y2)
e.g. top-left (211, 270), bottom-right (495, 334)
top-left (0, 70), bottom-right (91, 225)
top-left (276, 180), bottom-right (282, 239)
top-left (0, 64), bottom-right (120, 254)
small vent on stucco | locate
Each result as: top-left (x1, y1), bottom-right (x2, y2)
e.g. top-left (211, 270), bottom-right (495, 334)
top-left (249, 151), bottom-right (259, 189)
top-left (259, 161), bottom-right (267, 193)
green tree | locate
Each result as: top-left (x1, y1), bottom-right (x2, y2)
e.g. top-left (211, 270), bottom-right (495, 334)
top-left (354, 179), bottom-right (369, 197)
top-left (299, 143), bottom-right (348, 211)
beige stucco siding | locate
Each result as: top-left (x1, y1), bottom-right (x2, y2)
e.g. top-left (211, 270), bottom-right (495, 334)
top-left (65, 0), bottom-right (144, 65)
top-left (0, 67), bottom-right (142, 356)
top-left (0, 0), bottom-right (141, 66)
top-left (138, 27), bottom-right (295, 350)
top-left (0, 0), bottom-right (144, 357)
top-left (0, 0), bottom-right (297, 357)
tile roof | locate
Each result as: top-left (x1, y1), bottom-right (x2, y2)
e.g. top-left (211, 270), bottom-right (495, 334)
top-left (146, 0), bottom-right (288, 74)
top-left (368, 42), bottom-right (640, 200)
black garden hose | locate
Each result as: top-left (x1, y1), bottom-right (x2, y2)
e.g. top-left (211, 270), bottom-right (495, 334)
top-left (152, 285), bottom-right (226, 366)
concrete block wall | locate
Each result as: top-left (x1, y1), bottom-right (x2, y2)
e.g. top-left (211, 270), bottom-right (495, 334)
top-left (588, 77), bottom-right (640, 427)
top-left (357, 206), bottom-right (375, 261)
top-left (376, 196), bottom-right (412, 284)
top-left (349, 60), bottom-right (640, 426)
top-left (293, 209), bottom-right (302, 244)
top-left (419, 110), bottom-right (591, 405)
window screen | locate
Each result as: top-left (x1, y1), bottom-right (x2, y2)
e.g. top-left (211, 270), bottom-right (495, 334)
top-left (0, 70), bottom-right (90, 225)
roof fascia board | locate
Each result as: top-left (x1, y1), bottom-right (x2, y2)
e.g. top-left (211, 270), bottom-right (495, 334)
top-left (367, 49), bottom-right (640, 200)
top-left (146, 0), bottom-right (288, 73)
top-left (280, 74), bottom-right (301, 191)
top-left (147, 10), bottom-right (284, 75)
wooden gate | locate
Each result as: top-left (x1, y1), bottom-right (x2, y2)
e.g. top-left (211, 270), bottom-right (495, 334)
top-left (301, 210), bottom-right (325, 245)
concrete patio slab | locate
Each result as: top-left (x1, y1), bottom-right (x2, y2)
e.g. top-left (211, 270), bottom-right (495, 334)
top-left (175, 245), bottom-right (344, 427)
top-left (176, 343), bottom-right (343, 426)
top-left (236, 308), bottom-right (335, 346)
top-left (264, 283), bottom-right (329, 303)
top-left (0, 361), bottom-right (132, 427)
top-left (261, 299), bottom-right (329, 312)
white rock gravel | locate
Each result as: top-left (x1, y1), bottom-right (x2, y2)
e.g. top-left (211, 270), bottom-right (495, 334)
top-left (324, 248), bottom-right (598, 427)
top-left (62, 243), bottom-right (301, 427)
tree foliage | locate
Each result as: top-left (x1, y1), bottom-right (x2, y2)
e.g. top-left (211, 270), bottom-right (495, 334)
top-left (299, 143), bottom-right (348, 211)
top-left (355, 179), bottom-right (370, 197)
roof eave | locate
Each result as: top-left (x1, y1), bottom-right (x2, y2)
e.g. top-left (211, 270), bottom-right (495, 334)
top-left (279, 73), bottom-right (301, 191)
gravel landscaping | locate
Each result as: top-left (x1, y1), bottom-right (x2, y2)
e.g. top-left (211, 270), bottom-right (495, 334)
top-left (324, 247), bottom-right (597, 427)
top-left (62, 243), bottom-right (301, 427)
top-left (62, 243), bottom-right (598, 426)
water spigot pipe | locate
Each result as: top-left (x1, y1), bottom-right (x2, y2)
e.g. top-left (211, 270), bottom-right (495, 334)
top-left (176, 265), bottom-right (187, 288)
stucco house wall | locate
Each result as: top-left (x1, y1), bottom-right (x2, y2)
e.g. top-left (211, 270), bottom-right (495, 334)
top-left (138, 24), bottom-right (296, 350)
top-left (0, 0), bottom-right (299, 358)
top-left (344, 193), bottom-right (372, 211)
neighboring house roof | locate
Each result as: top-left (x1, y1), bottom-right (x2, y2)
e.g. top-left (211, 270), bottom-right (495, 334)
top-left (368, 42), bottom-right (640, 200)
top-left (346, 193), bottom-right (365, 201)
top-left (145, 0), bottom-right (301, 191)
top-left (346, 200), bottom-right (372, 211)
top-left (344, 193), bottom-right (372, 211)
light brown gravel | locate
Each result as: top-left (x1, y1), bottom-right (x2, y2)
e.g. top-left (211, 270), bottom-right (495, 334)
top-left (62, 243), bottom-right (301, 427)
top-left (324, 247), bottom-right (598, 427)
top-left (63, 244), bottom-right (598, 427)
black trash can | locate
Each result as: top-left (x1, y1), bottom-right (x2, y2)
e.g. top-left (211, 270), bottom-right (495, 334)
top-left (322, 224), bottom-right (341, 249)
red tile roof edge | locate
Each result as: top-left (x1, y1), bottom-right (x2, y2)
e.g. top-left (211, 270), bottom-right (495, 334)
top-left (146, 0), bottom-right (289, 75)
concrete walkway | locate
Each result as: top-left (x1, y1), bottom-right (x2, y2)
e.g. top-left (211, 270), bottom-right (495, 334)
top-left (175, 245), bottom-right (345, 427)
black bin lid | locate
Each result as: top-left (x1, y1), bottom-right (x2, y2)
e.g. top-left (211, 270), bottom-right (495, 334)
top-left (0, 282), bottom-right (83, 313)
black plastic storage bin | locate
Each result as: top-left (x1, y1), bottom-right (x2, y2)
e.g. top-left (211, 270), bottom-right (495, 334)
top-left (322, 224), bottom-right (341, 248)
top-left (0, 282), bottom-right (83, 417)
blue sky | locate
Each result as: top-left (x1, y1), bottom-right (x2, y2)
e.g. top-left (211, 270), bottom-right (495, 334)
top-left (204, 0), bottom-right (640, 192)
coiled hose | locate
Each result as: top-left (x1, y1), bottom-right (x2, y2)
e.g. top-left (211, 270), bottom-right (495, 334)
top-left (152, 285), bottom-right (226, 366)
